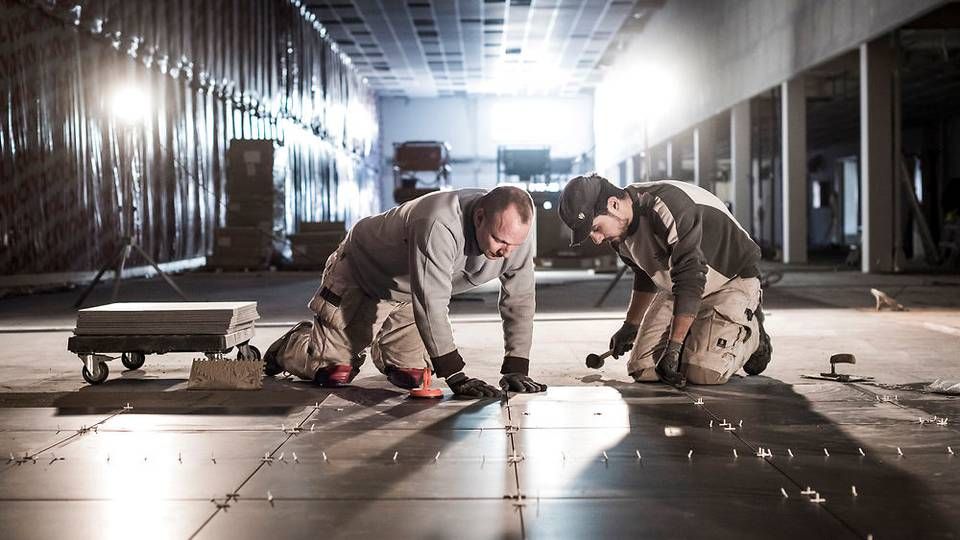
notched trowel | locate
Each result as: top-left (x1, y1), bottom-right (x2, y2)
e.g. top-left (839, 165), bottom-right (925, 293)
top-left (801, 353), bottom-right (874, 383)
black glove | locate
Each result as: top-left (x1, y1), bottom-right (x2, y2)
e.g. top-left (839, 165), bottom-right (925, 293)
top-left (446, 372), bottom-right (502, 398)
top-left (655, 340), bottom-right (686, 389)
top-left (609, 322), bottom-right (639, 358)
top-left (500, 373), bottom-right (547, 393)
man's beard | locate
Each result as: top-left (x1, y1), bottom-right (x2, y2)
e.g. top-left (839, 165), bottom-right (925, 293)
top-left (612, 214), bottom-right (630, 243)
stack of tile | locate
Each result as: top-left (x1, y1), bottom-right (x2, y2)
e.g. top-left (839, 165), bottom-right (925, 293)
top-left (74, 302), bottom-right (260, 336)
top-left (209, 139), bottom-right (287, 269)
top-left (208, 227), bottom-right (273, 270)
top-left (225, 139), bottom-right (286, 233)
top-left (288, 221), bottom-right (347, 269)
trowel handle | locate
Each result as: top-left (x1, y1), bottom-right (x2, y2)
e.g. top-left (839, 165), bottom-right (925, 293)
top-left (830, 353), bottom-right (856, 366)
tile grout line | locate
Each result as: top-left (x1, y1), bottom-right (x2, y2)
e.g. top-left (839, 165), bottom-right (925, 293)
top-left (685, 389), bottom-right (867, 540)
top-left (1, 409), bottom-right (127, 474)
top-left (849, 383), bottom-right (960, 436)
top-left (503, 394), bottom-right (527, 540)
top-left (186, 396), bottom-right (331, 539)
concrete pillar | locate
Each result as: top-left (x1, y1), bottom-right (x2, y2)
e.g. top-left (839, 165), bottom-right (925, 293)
top-left (666, 140), bottom-right (676, 178)
top-left (781, 76), bottom-right (807, 264)
top-left (860, 38), bottom-right (897, 273)
top-left (694, 118), bottom-right (716, 193)
top-left (730, 100), bottom-right (752, 233)
top-left (631, 153), bottom-right (645, 183)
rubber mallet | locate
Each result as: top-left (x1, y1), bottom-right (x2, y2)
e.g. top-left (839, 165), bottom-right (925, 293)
top-left (585, 348), bottom-right (616, 369)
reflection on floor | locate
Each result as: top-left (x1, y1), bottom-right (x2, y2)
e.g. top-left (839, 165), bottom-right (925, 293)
top-left (1, 268), bottom-right (959, 538)
top-left (2, 380), bottom-right (958, 539)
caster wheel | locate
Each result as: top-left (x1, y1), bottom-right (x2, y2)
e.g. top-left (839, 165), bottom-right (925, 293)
top-left (121, 352), bottom-right (145, 370)
top-left (82, 362), bottom-right (109, 385)
top-left (238, 344), bottom-right (261, 361)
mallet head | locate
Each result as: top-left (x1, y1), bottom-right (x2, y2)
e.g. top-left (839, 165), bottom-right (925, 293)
top-left (585, 353), bottom-right (604, 369)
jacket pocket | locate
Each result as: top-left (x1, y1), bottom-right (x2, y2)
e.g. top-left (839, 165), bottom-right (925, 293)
top-left (317, 286), bottom-right (365, 331)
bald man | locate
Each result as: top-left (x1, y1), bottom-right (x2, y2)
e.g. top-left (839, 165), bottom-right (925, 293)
top-left (264, 186), bottom-right (547, 398)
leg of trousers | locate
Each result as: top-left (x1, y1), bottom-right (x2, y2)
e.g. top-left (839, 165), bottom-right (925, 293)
top-left (275, 246), bottom-right (430, 380)
top-left (627, 277), bottom-right (761, 385)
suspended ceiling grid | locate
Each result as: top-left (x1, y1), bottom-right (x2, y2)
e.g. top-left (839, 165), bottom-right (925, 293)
top-left (305, 0), bottom-right (639, 97)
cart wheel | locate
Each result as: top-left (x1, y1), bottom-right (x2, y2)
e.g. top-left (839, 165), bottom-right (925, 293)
top-left (82, 362), bottom-right (109, 385)
top-left (121, 352), bottom-right (146, 370)
top-left (238, 344), bottom-right (261, 361)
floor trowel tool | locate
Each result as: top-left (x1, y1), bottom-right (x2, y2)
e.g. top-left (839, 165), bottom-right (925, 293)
top-left (801, 353), bottom-right (874, 383)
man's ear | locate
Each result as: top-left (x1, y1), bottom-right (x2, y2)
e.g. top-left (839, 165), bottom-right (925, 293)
top-left (474, 206), bottom-right (485, 226)
top-left (607, 196), bottom-right (620, 213)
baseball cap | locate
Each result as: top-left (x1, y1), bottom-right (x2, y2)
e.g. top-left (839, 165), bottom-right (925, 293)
top-left (558, 173), bottom-right (609, 246)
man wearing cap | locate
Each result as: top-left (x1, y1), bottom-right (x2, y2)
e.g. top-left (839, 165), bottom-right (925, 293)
top-left (263, 186), bottom-right (547, 398)
top-left (558, 174), bottom-right (772, 387)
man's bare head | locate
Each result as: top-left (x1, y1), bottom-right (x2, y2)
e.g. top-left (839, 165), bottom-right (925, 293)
top-left (473, 186), bottom-right (534, 260)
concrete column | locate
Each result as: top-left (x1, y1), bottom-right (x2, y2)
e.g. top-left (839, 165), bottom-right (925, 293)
top-left (781, 76), bottom-right (807, 264)
top-left (631, 153), bottom-right (645, 183)
top-left (860, 38), bottom-right (897, 273)
top-left (666, 140), bottom-right (676, 177)
top-left (730, 100), bottom-right (752, 233)
top-left (694, 118), bottom-right (716, 193)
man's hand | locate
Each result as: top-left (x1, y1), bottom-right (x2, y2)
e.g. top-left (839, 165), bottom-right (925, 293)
top-left (500, 373), bottom-right (547, 393)
top-left (609, 322), bottom-right (639, 358)
top-left (655, 340), bottom-right (686, 388)
top-left (446, 372), bottom-right (502, 398)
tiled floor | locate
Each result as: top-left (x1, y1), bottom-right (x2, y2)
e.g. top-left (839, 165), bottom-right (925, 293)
top-left (2, 380), bottom-right (957, 539)
top-left (1, 268), bottom-right (959, 538)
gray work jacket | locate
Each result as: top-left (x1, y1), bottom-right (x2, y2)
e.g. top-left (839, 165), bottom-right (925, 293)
top-left (328, 189), bottom-right (535, 376)
top-left (616, 181), bottom-right (761, 318)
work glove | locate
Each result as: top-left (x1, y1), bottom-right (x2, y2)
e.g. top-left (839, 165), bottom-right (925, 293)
top-left (655, 340), bottom-right (686, 389)
top-left (446, 372), bottom-right (502, 398)
top-left (609, 321), bottom-right (639, 358)
top-left (500, 373), bottom-right (548, 393)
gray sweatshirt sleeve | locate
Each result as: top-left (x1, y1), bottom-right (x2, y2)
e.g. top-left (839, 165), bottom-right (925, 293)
top-left (663, 205), bottom-right (707, 317)
top-left (498, 249), bottom-right (535, 366)
top-left (408, 218), bottom-right (459, 360)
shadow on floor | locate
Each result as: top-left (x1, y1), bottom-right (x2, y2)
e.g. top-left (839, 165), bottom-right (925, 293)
top-left (564, 375), bottom-right (959, 538)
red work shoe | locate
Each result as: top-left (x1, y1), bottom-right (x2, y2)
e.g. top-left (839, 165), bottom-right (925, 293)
top-left (314, 364), bottom-right (359, 387)
top-left (384, 367), bottom-right (427, 390)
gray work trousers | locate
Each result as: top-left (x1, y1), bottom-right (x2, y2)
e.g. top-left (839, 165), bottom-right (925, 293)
top-left (627, 276), bottom-right (762, 385)
top-left (274, 246), bottom-right (431, 381)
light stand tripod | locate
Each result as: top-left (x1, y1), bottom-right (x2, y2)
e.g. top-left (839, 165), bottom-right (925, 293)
top-left (74, 118), bottom-right (189, 308)
top-left (74, 235), bottom-right (189, 308)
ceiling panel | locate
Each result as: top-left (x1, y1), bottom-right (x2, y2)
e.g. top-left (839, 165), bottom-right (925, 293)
top-left (304, 0), bottom-right (642, 97)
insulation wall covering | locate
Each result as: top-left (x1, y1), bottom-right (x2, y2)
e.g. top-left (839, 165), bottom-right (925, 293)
top-left (0, 0), bottom-right (379, 275)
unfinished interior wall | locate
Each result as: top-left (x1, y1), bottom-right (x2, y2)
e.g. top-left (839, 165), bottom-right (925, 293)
top-left (0, 0), bottom-right (379, 277)
top-left (594, 0), bottom-right (947, 172)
